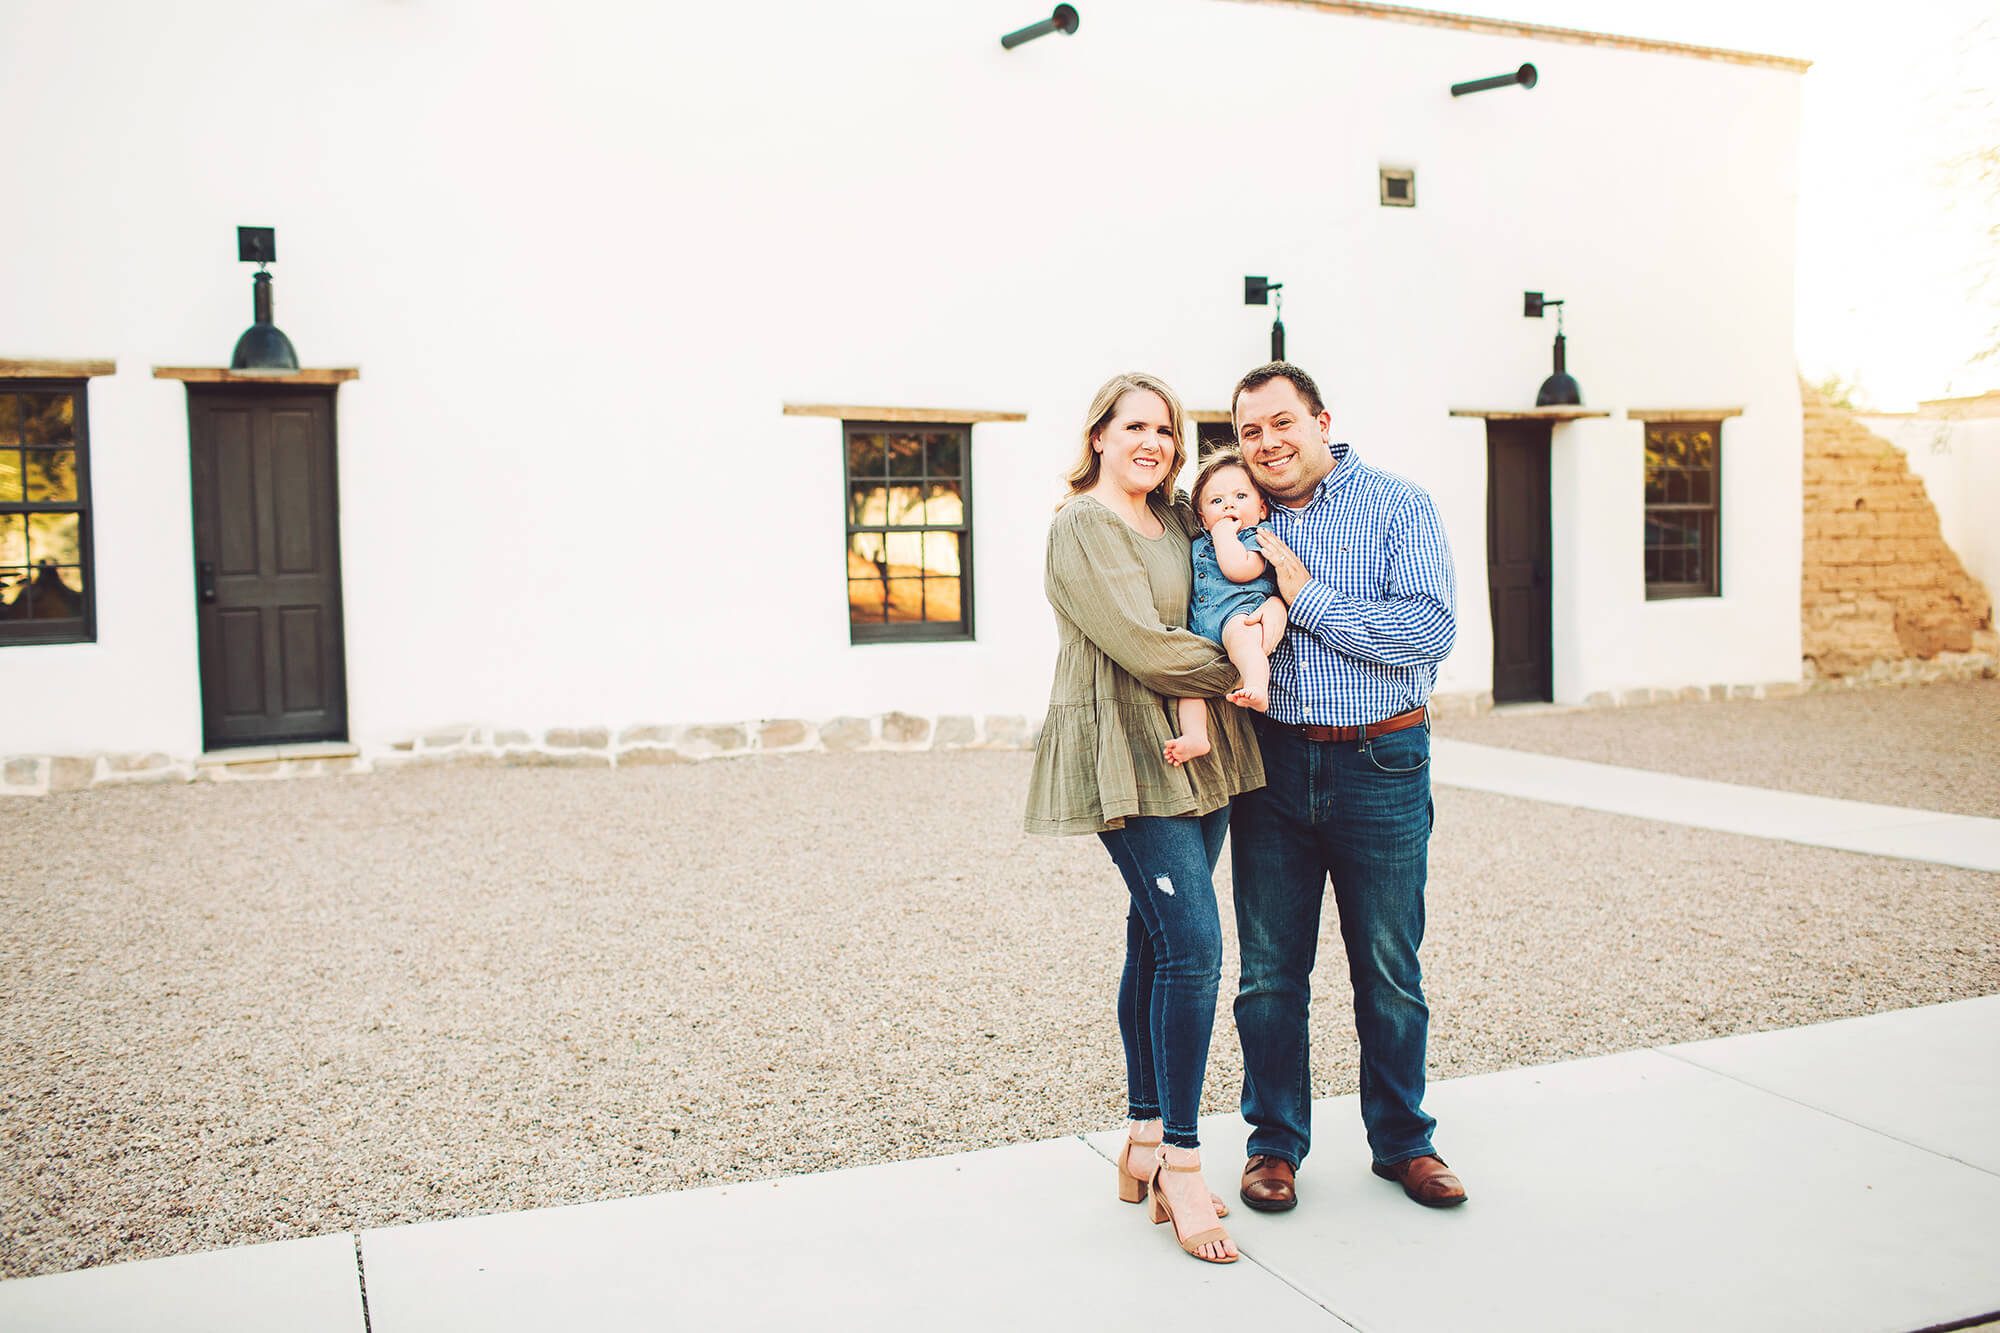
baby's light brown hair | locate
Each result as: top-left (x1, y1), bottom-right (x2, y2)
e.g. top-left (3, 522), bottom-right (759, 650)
top-left (1191, 447), bottom-right (1265, 513)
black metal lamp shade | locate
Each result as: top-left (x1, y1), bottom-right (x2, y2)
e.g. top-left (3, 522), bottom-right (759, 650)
top-left (231, 227), bottom-right (298, 370)
top-left (232, 272), bottom-right (299, 370)
top-left (1524, 291), bottom-right (1579, 405)
top-left (1536, 333), bottom-right (1581, 406)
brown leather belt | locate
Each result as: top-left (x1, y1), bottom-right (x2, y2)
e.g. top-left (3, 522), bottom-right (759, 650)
top-left (1283, 705), bottom-right (1429, 744)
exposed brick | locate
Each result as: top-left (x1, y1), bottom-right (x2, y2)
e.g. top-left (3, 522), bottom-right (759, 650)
top-left (618, 746), bottom-right (690, 766)
top-left (820, 717), bottom-right (873, 752)
top-left (48, 757), bottom-right (97, 791)
top-left (545, 727), bottom-right (610, 750)
top-left (880, 712), bottom-right (931, 746)
top-left (682, 724), bottom-right (748, 756)
top-left (617, 724), bottom-right (675, 744)
top-left (1801, 383), bottom-right (1991, 679)
top-left (94, 765), bottom-right (187, 787)
top-left (502, 749), bottom-right (611, 768)
top-left (5, 756), bottom-right (45, 785)
top-left (758, 720), bottom-right (810, 749)
top-left (980, 716), bottom-right (1029, 748)
top-left (934, 715), bottom-right (977, 748)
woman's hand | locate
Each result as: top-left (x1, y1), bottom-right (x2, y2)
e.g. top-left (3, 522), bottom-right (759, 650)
top-left (1256, 530), bottom-right (1311, 603)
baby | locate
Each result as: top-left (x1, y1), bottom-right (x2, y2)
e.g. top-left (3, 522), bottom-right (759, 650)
top-left (1166, 450), bottom-right (1287, 766)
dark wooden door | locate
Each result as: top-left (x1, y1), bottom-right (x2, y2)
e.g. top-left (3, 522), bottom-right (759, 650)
top-left (1486, 421), bottom-right (1552, 704)
top-left (188, 388), bottom-right (348, 748)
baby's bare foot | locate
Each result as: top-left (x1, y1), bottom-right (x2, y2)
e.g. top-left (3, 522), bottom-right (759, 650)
top-left (1227, 687), bottom-right (1269, 713)
top-left (1163, 734), bottom-right (1212, 766)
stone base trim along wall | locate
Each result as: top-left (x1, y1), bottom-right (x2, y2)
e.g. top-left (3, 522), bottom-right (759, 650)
top-left (8, 662), bottom-right (1992, 798)
top-left (0, 713), bottom-right (1032, 798)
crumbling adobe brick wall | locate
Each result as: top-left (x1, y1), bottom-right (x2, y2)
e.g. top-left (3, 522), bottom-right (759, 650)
top-left (1802, 383), bottom-right (1996, 676)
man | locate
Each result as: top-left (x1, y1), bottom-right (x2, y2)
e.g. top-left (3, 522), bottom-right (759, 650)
top-left (1226, 361), bottom-right (1465, 1212)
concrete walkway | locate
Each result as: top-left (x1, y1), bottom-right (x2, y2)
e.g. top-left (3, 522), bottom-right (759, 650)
top-left (4, 742), bottom-right (1995, 1330)
top-left (3, 996), bottom-right (1996, 1332)
top-left (1433, 738), bottom-right (2000, 871)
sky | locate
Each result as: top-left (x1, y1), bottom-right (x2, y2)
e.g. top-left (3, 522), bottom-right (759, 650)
top-left (1450, 0), bottom-right (1998, 410)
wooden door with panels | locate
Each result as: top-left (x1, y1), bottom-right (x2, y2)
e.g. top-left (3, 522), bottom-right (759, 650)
top-left (1485, 420), bottom-right (1553, 704)
top-left (187, 386), bottom-right (349, 748)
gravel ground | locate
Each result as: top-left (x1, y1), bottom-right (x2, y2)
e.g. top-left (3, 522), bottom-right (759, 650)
top-left (1435, 678), bottom-right (2000, 818)
top-left (3, 752), bottom-right (1996, 1280)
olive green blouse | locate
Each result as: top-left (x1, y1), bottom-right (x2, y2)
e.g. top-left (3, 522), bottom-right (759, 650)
top-left (1023, 493), bottom-right (1266, 836)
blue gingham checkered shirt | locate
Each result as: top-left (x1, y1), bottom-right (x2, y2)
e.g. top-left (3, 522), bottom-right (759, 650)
top-left (1261, 442), bottom-right (1457, 726)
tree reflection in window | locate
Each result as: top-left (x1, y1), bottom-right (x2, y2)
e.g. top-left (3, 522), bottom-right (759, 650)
top-left (844, 423), bottom-right (971, 641)
top-left (1643, 422), bottom-right (1721, 599)
top-left (0, 386), bottom-right (94, 640)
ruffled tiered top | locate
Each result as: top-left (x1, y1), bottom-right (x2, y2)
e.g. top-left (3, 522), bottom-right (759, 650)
top-left (1024, 494), bottom-right (1265, 836)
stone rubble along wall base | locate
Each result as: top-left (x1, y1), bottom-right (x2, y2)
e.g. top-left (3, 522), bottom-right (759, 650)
top-left (1799, 649), bottom-right (1999, 690)
top-left (0, 713), bottom-right (1042, 798)
top-left (7, 661), bottom-right (1993, 800)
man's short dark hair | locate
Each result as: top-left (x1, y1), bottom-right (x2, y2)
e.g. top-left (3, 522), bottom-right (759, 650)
top-left (1231, 362), bottom-right (1325, 419)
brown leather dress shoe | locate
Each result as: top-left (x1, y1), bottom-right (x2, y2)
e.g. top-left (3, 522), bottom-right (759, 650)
top-left (1371, 1154), bottom-right (1467, 1207)
top-left (1240, 1154), bottom-right (1297, 1212)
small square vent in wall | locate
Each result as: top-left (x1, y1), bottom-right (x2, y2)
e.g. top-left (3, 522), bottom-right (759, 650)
top-left (1379, 166), bottom-right (1415, 207)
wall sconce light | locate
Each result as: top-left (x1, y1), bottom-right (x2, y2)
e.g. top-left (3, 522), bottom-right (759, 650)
top-left (1452, 63), bottom-right (1538, 97)
top-left (1001, 5), bottom-right (1079, 50)
top-left (1246, 276), bottom-right (1285, 361)
top-left (230, 226), bottom-right (299, 371)
top-left (1524, 291), bottom-right (1581, 406)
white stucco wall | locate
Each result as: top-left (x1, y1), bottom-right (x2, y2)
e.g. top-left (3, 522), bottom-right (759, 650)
top-left (0, 0), bottom-right (1803, 756)
top-left (1859, 414), bottom-right (2000, 602)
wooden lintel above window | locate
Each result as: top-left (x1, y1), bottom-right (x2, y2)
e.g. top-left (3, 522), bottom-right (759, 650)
top-left (1, 358), bottom-right (116, 379)
top-left (1627, 408), bottom-right (1744, 422)
top-left (783, 403), bottom-right (1024, 424)
top-left (153, 366), bottom-right (360, 385)
top-left (1448, 407), bottom-right (1612, 422)
top-left (1187, 410), bottom-right (1233, 424)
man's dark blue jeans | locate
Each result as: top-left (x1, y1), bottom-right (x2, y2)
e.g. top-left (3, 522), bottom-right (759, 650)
top-left (1098, 808), bottom-right (1230, 1151)
top-left (1230, 715), bottom-right (1438, 1170)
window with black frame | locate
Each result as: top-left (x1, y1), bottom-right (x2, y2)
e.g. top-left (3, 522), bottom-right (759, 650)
top-left (1643, 420), bottom-right (1721, 599)
top-left (844, 422), bottom-right (972, 643)
top-left (0, 382), bottom-right (95, 644)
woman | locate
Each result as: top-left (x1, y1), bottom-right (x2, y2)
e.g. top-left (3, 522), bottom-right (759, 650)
top-left (1023, 372), bottom-right (1267, 1264)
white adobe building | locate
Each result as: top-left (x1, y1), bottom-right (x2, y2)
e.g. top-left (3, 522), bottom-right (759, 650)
top-left (0, 0), bottom-right (1808, 783)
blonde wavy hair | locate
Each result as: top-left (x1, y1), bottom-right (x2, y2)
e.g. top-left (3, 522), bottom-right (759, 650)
top-left (1062, 371), bottom-right (1190, 507)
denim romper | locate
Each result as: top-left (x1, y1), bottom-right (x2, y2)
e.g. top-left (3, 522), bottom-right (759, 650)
top-left (1189, 525), bottom-right (1277, 643)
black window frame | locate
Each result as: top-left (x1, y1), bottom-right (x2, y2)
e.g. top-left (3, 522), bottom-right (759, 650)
top-left (842, 420), bottom-right (974, 645)
top-left (1642, 418), bottom-right (1722, 601)
top-left (0, 378), bottom-right (98, 646)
